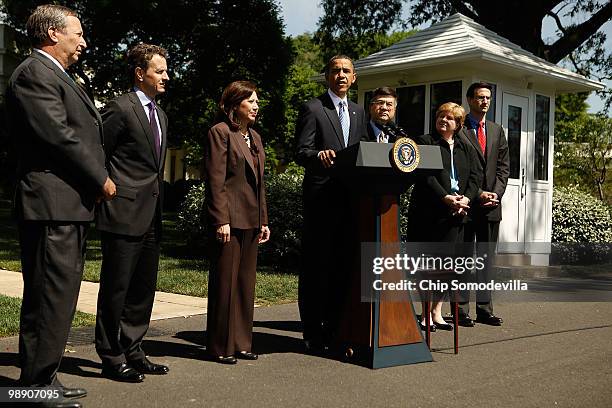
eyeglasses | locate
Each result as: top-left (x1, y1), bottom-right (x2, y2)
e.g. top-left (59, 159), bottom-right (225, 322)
top-left (474, 96), bottom-right (491, 101)
top-left (371, 100), bottom-right (395, 108)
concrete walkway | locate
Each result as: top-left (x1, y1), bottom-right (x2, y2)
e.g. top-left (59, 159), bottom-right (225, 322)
top-left (0, 269), bottom-right (207, 320)
top-left (0, 301), bottom-right (611, 407)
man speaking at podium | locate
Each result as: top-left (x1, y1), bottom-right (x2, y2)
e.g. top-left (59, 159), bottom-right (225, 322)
top-left (295, 55), bottom-right (368, 354)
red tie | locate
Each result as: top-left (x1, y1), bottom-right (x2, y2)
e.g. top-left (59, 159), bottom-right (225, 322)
top-left (477, 121), bottom-right (486, 154)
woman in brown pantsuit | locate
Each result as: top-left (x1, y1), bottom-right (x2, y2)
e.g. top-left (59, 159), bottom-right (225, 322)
top-left (204, 81), bottom-right (270, 364)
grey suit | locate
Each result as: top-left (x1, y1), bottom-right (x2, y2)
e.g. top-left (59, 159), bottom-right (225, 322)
top-left (457, 118), bottom-right (510, 316)
top-left (295, 91), bottom-right (368, 343)
top-left (6, 51), bottom-right (107, 386)
top-left (94, 91), bottom-right (168, 365)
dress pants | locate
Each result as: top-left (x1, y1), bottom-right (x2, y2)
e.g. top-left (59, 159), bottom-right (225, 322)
top-left (18, 221), bottom-right (88, 386)
top-left (95, 221), bottom-right (160, 365)
top-left (206, 228), bottom-right (258, 357)
top-left (299, 184), bottom-right (351, 345)
top-left (458, 218), bottom-right (500, 316)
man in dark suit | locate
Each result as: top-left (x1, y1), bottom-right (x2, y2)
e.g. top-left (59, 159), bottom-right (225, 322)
top-left (95, 43), bottom-right (170, 382)
top-left (295, 55), bottom-right (368, 353)
top-left (367, 87), bottom-right (398, 143)
top-left (6, 5), bottom-right (115, 407)
top-left (456, 82), bottom-right (510, 327)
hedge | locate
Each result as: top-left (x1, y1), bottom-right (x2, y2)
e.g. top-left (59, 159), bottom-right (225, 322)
top-left (551, 185), bottom-right (612, 264)
top-left (178, 179), bottom-right (612, 270)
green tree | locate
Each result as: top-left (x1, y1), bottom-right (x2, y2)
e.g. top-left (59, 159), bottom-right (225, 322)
top-left (406, 0), bottom-right (612, 113)
top-left (282, 34), bottom-right (325, 163)
top-left (1, 0), bottom-right (293, 167)
top-left (555, 113), bottom-right (612, 201)
top-left (316, 0), bottom-right (404, 59)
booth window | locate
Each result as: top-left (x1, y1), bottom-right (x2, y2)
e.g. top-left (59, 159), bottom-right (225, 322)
top-left (396, 85), bottom-right (425, 137)
top-left (429, 81), bottom-right (462, 133)
top-left (534, 95), bottom-right (550, 181)
top-left (485, 83), bottom-right (497, 122)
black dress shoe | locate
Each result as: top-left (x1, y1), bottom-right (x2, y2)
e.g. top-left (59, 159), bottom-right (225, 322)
top-left (235, 351), bottom-right (258, 360)
top-left (456, 314), bottom-right (475, 327)
top-left (62, 386), bottom-right (87, 399)
top-left (419, 322), bottom-right (436, 332)
top-left (101, 362), bottom-right (145, 383)
top-left (304, 340), bottom-right (328, 356)
top-left (38, 399), bottom-right (82, 408)
top-left (476, 314), bottom-right (503, 326)
top-left (129, 357), bottom-right (169, 375)
top-left (212, 355), bottom-right (238, 365)
top-left (433, 322), bottom-right (453, 331)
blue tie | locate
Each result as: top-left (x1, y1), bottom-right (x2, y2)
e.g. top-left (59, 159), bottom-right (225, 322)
top-left (338, 101), bottom-right (349, 147)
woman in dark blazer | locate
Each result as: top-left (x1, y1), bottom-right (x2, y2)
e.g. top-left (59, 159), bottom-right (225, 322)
top-left (407, 102), bottom-right (482, 331)
top-left (204, 81), bottom-right (270, 364)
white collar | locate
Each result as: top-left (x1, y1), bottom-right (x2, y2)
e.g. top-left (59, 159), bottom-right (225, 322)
top-left (33, 48), bottom-right (66, 73)
top-left (133, 87), bottom-right (155, 107)
top-left (327, 89), bottom-right (348, 108)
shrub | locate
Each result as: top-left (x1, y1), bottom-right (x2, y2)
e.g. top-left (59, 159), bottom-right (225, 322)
top-left (176, 182), bottom-right (208, 247)
top-left (551, 185), bottom-right (612, 263)
top-left (259, 171), bottom-right (303, 269)
top-left (177, 171), bottom-right (304, 271)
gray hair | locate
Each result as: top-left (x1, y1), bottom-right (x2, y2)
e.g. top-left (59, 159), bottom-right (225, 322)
top-left (26, 4), bottom-right (77, 47)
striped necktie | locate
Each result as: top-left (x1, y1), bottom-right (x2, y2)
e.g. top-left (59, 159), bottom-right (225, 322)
top-left (338, 101), bottom-right (349, 147)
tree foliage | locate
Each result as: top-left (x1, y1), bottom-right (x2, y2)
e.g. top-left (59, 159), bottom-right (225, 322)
top-left (316, 0), bottom-right (404, 59)
top-left (406, 0), bottom-right (612, 113)
top-left (282, 34), bottom-right (325, 163)
top-left (316, 1), bottom-right (610, 111)
top-left (555, 113), bottom-right (612, 202)
top-left (1, 0), bottom-right (293, 162)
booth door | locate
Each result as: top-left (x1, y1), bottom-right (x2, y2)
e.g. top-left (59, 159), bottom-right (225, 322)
top-left (499, 93), bottom-right (529, 253)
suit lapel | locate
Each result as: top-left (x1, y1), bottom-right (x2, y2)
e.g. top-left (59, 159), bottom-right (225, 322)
top-left (252, 131), bottom-right (266, 183)
top-left (320, 93), bottom-right (345, 147)
top-left (31, 53), bottom-right (101, 123)
top-left (232, 130), bottom-right (257, 177)
top-left (485, 121), bottom-right (496, 162)
top-left (156, 105), bottom-right (168, 169)
top-left (347, 101), bottom-right (359, 146)
top-left (128, 92), bottom-right (160, 168)
top-left (463, 126), bottom-right (485, 164)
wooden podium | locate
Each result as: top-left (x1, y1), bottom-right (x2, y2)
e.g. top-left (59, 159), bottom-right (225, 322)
top-left (332, 141), bottom-right (442, 369)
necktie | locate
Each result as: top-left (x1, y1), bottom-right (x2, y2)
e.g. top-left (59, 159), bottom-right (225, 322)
top-left (338, 101), bottom-right (349, 147)
top-left (477, 121), bottom-right (486, 154)
top-left (148, 101), bottom-right (161, 158)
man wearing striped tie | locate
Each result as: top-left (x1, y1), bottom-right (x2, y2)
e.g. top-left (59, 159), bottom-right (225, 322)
top-left (295, 55), bottom-right (368, 354)
top-left (95, 43), bottom-right (170, 382)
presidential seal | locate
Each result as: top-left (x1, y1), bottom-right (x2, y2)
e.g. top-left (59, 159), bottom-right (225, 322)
top-left (391, 137), bottom-right (420, 173)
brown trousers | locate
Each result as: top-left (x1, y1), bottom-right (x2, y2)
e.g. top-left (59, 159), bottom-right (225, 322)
top-left (206, 228), bottom-right (259, 356)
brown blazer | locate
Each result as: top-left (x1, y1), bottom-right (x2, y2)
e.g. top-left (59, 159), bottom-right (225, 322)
top-left (204, 121), bottom-right (268, 229)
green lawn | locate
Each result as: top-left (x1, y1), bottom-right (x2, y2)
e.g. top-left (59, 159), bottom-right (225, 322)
top-left (0, 199), bottom-right (298, 305)
top-left (0, 294), bottom-right (96, 337)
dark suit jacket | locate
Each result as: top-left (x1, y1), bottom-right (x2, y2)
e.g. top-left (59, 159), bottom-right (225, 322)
top-left (204, 121), bottom-right (268, 229)
top-left (6, 52), bottom-right (107, 222)
top-left (457, 119), bottom-right (510, 222)
top-left (295, 91), bottom-right (368, 197)
top-left (366, 121), bottom-right (397, 143)
top-left (407, 132), bottom-right (482, 239)
top-left (96, 92), bottom-right (168, 236)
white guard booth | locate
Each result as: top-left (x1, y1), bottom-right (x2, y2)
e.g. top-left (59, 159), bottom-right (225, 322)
top-left (353, 13), bottom-right (604, 265)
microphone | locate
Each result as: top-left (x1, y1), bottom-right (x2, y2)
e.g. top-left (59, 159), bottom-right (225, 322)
top-left (380, 122), bottom-right (410, 139)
